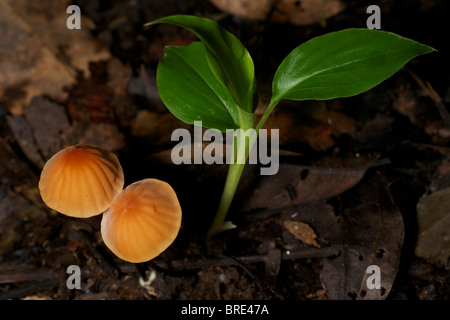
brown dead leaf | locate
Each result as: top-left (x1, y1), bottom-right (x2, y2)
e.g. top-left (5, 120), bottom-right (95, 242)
top-left (261, 101), bottom-right (335, 151)
top-left (209, 0), bottom-right (275, 21)
top-left (209, 0), bottom-right (345, 26)
top-left (23, 97), bottom-right (70, 161)
top-left (107, 58), bottom-right (136, 128)
top-left (0, 188), bottom-right (47, 259)
top-left (0, 0), bottom-right (75, 114)
top-left (6, 114), bottom-right (45, 169)
top-left (260, 100), bottom-right (359, 151)
top-left (0, 139), bottom-right (37, 188)
top-left (391, 82), bottom-right (450, 144)
top-left (6, 97), bottom-right (71, 167)
top-left (78, 122), bottom-right (125, 152)
top-left (273, 0), bottom-right (346, 27)
top-left (320, 172), bottom-right (404, 300)
top-left (354, 113), bottom-right (395, 146)
top-left (131, 110), bottom-right (190, 146)
top-left (128, 64), bottom-right (167, 113)
top-left (392, 84), bottom-right (419, 125)
top-left (283, 220), bottom-right (320, 247)
top-left (326, 110), bottom-right (359, 138)
top-left (425, 121), bottom-right (450, 144)
top-left (415, 187), bottom-right (450, 263)
top-left (243, 156), bottom-right (386, 212)
top-left (67, 240), bottom-right (85, 252)
top-left (7, 0), bottom-right (110, 78)
top-left (263, 110), bottom-right (335, 150)
top-left (0, 0), bottom-right (110, 114)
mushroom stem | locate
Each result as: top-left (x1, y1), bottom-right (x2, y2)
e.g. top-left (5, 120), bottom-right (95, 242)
top-left (135, 262), bottom-right (150, 282)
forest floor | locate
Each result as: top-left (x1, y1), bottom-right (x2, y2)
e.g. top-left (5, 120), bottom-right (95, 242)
top-left (0, 0), bottom-right (449, 300)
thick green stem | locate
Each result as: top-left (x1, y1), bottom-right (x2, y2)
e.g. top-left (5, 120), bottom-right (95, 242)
top-left (207, 98), bottom-right (280, 239)
top-left (207, 161), bottom-right (246, 239)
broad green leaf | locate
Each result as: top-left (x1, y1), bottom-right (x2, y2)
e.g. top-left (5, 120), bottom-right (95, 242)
top-left (146, 15), bottom-right (257, 114)
top-left (157, 41), bottom-right (254, 132)
top-left (272, 29), bottom-right (435, 103)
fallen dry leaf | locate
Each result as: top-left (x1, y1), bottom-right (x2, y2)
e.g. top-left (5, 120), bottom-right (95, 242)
top-left (415, 187), bottom-right (450, 263)
top-left (209, 0), bottom-right (345, 26)
top-left (260, 100), bottom-right (358, 151)
top-left (320, 172), bottom-right (404, 300)
top-left (7, 0), bottom-right (110, 78)
top-left (283, 220), bottom-right (320, 247)
top-left (131, 110), bottom-right (190, 146)
top-left (0, 188), bottom-right (47, 258)
top-left (209, 0), bottom-right (275, 21)
top-left (0, 0), bottom-right (75, 115)
top-left (6, 97), bottom-right (71, 167)
top-left (0, 0), bottom-right (110, 114)
top-left (242, 156), bottom-right (386, 212)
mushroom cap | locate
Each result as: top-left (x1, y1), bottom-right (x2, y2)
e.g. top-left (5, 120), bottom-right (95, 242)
top-left (38, 144), bottom-right (124, 218)
top-left (101, 178), bottom-right (182, 263)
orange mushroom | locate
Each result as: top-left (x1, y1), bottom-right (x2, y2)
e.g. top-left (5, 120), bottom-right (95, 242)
top-left (38, 144), bottom-right (124, 218)
top-left (101, 178), bottom-right (182, 263)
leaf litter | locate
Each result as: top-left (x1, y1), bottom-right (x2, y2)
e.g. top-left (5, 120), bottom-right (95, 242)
top-left (0, 0), bottom-right (449, 301)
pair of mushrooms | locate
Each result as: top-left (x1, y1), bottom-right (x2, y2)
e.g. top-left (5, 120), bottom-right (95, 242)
top-left (38, 144), bottom-right (182, 263)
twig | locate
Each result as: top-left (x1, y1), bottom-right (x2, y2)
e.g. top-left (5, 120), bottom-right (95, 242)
top-left (0, 279), bottom-right (59, 300)
top-left (409, 70), bottom-right (450, 128)
top-left (118, 245), bottom-right (340, 272)
top-left (0, 246), bottom-right (339, 288)
top-left (0, 269), bottom-right (58, 284)
top-left (215, 254), bottom-right (267, 298)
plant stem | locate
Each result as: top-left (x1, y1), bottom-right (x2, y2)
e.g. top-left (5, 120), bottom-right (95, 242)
top-left (207, 98), bottom-right (280, 239)
top-left (255, 98), bottom-right (280, 133)
top-left (207, 161), bottom-right (246, 239)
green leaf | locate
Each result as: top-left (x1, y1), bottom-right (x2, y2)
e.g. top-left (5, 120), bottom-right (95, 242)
top-left (157, 41), bottom-right (254, 132)
top-left (146, 15), bottom-right (257, 114)
top-left (272, 28), bottom-right (435, 103)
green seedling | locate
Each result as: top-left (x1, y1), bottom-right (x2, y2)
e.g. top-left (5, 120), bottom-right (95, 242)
top-left (144, 15), bottom-right (434, 239)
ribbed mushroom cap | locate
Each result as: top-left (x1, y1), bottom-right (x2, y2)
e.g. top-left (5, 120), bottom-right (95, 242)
top-left (101, 178), bottom-right (182, 263)
top-left (38, 144), bottom-right (124, 218)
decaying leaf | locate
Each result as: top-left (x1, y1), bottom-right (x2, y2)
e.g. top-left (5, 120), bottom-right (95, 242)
top-left (209, 0), bottom-right (275, 21)
top-left (415, 187), bottom-right (450, 263)
top-left (78, 122), bottom-right (125, 152)
top-left (6, 0), bottom-right (110, 78)
top-left (0, 139), bottom-right (38, 191)
top-left (242, 156), bottom-right (387, 212)
top-left (0, 188), bottom-right (47, 258)
top-left (209, 0), bottom-right (345, 26)
top-left (23, 97), bottom-right (70, 161)
top-left (0, 0), bottom-right (110, 114)
top-left (283, 220), bottom-right (320, 247)
top-left (6, 114), bottom-right (45, 169)
top-left (131, 110), bottom-right (190, 146)
top-left (260, 100), bottom-right (359, 151)
top-left (0, 0), bottom-right (75, 115)
top-left (107, 58), bottom-right (137, 127)
top-left (320, 172), bottom-right (404, 300)
top-left (6, 97), bottom-right (71, 168)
